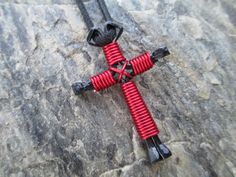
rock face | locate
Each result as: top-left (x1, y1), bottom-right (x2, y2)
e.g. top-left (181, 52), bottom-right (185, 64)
top-left (0, 0), bottom-right (235, 177)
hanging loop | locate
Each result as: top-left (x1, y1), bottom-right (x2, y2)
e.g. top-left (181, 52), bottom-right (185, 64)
top-left (87, 21), bottom-right (123, 47)
top-left (76, 0), bottom-right (123, 47)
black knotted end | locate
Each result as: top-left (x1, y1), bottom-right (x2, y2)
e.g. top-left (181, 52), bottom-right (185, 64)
top-left (151, 46), bottom-right (170, 66)
top-left (72, 80), bottom-right (94, 95)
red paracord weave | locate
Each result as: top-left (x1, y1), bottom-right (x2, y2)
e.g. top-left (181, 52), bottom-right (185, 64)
top-left (121, 81), bottom-right (159, 140)
top-left (109, 60), bottom-right (132, 83)
top-left (91, 70), bottom-right (116, 91)
top-left (102, 42), bottom-right (126, 66)
top-left (130, 52), bottom-right (154, 76)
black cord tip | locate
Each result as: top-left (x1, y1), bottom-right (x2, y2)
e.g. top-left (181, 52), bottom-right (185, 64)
top-left (145, 135), bottom-right (172, 163)
top-left (151, 46), bottom-right (170, 64)
top-left (72, 80), bottom-right (94, 95)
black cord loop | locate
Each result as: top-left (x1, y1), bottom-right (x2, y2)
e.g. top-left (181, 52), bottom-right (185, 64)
top-left (87, 21), bottom-right (123, 47)
top-left (75, 0), bottom-right (123, 47)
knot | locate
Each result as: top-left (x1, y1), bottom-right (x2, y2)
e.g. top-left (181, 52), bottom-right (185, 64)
top-left (93, 27), bottom-right (116, 47)
top-left (109, 60), bottom-right (133, 83)
top-left (87, 21), bottom-right (123, 47)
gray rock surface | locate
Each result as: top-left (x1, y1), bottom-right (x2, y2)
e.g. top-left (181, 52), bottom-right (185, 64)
top-left (0, 0), bottom-right (235, 176)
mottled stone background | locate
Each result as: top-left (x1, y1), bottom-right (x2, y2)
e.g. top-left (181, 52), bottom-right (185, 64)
top-left (0, 0), bottom-right (235, 177)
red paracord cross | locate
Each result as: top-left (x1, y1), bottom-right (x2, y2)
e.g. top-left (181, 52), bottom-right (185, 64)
top-left (90, 42), bottom-right (159, 140)
top-left (74, 0), bottom-right (172, 162)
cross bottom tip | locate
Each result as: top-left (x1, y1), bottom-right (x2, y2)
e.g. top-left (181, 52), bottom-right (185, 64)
top-left (145, 135), bottom-right (172, 163)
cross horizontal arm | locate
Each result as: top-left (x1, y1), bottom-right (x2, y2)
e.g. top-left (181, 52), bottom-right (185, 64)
top-left (130, 47), bottom-right (170, 76)
top-left (130, 52), bottom-right (154, 76)
top-left (90, 70), bottom-right (116, 91)
top-left (72, 70), bottom-right (116, 94)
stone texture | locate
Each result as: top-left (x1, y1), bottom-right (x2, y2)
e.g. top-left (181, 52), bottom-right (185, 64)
top-left (0, 0), bottom-right (235, 177)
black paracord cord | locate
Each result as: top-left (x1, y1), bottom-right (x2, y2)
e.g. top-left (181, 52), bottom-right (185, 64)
top-left (75, 0), bottom-right (112, 30)
top-left (97, 0), bottom-right (112, 21)
top-left (75, 0), bottom-right (94, 29)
